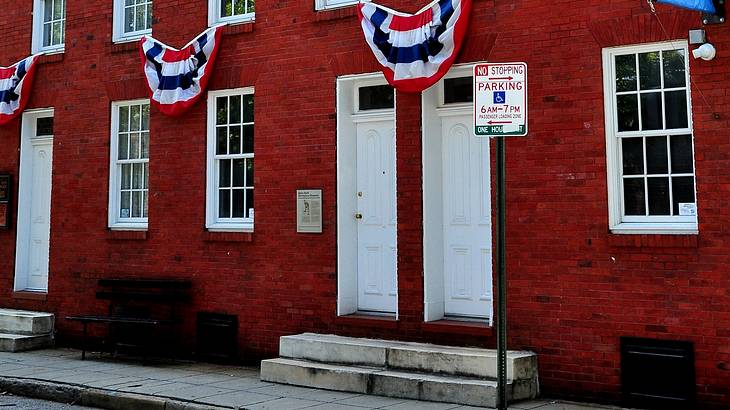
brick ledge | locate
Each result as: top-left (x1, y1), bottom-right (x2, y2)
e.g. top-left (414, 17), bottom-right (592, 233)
top-left (608, 234), bottom-right (699, 248)
top-left (422, 319), bottom-right (493, 337)
top-left (315, 7), bottom-right (357, 22)
top-left (106, 230), bottom-right (148, 241)
top-left (203, 231), bottom-right (253, 242)
top-left (12, 291), bottom-right (47, 301)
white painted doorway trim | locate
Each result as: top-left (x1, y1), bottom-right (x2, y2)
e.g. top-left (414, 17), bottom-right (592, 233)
top-left (336, 72), bottom-right (398, 318)
top-left (422, 63), bottom-right (493, 324)
top-left (14, 108), bottom-right (55, 293)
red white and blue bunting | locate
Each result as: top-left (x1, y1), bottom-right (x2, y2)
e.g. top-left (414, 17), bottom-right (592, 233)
top-left (0, 55), bottom-right (39, 126)
top-left (357, 0), bottom-right (472, 93)
top-left (140, 25), bottom-right (224, 116)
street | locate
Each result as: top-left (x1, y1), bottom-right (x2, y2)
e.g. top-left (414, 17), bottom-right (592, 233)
top-left (0, 394), bottom-right (95, 409)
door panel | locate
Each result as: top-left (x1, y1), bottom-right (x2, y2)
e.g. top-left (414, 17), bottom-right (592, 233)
top-left (356, 120), bottom-right (397, 313)
top-left (442, 114), bottom-right (492, 318)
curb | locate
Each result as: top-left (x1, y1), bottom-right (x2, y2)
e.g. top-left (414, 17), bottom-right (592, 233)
top-left (0, 377), bottom-right (235, 410)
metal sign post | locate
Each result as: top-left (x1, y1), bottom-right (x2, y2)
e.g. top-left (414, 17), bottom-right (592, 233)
top-left (473, 62), bottom-right (528, 410)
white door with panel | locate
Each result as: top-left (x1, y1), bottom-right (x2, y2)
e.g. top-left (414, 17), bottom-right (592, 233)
top-left (442, 113), bottom-right (492, 318)
top-left (356, 118), bottom-right (397, 313)
top-left (15, 113), bottom-right (54, 292)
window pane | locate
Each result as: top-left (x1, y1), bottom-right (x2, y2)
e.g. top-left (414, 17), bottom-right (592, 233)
top-left (646, 136), bottom-right (668, 174)
top-left (246, 158), bottom-right (254, 187)
top-left (621, 138), bottom-right (644, 175)
top-left (145, 4), bottom-right (152, 30)
top-left (119, 106), bottom-right (129, 132)
top-left (617, 94), bottom-right (639, 132)
top-left (670, 135), bottom-right (694, 173)
top-left (44, 0), bottom-right (53, 22)
top-left (229, 125), bottom-right (241, 155)
top-left (216, 127), bottom-right (228, 155)
top-left (663, 49), bottom-right (686, 88)
top-left (53, 0), bottom-right (64, 20)
top-left (242, 124), bottom-right (254, 154)
top-left (132, 191), bottom-right (142, 218)
top-left (52, 21), bottom-right (63, 46)
top-left (125, 7), bottom-right (135, 32)
top-left (141, 132), bottom-right (149, 159)
top-left (130, 105), bottom-right (141, 131)
top-left (132, 163), bottom-right (144, 189)
top-left (218, 189), bottom-right (230, 218)
top-left (672, 176), bottom-right (695, 215)
top-left (221, 0), bottom-right (232, 17)
top-left (640, 92), bottom-right (662, 130)
top-left (243, 94), bottom-right (254, 123)
top-left (647, 177), bottom-right (670, 215)
top-left (118, 133), bottom-right (129, 160)
top-left (639, 52), bottom-right (661, 90)
top-left (141, 104), bottom-right (150, 130)
top-left (129, 133), bottom-right (140, 159)
top-left (120, 191), bottom-right (131, 218)
top-left (248, 0), bottom-right (255, 12)
top-left (219, 159), bottom-right (231, 187)
top-left (232, 189), bottom-right (245, 218)
top-left (665, 91), bottom-right (688, 129)
top-left (444, 77), bottom-right (473, 104)
top-left (121, 164), bottom-right (131, 189)
top-left (615, 54), bottom-right (637, 92)
top-left (142, 192), bottom-right (148, 218)
top-left (234, 0), bottom-right (245, 15)
top-left (232, 159), bottom-right (245, 187)
top-left (43, 24), bottom-right (51, 47)
top-left (36, 117), bottom-right (54, 136)
top-left (229, 95), bottom-right (241, 124)
top-left (135, 3), bottom-right (145, 31)
top-left (623, 178), bottom-right (646, 216)
top-left (216, 97), bottom-right (228, 125)
top-left (143, 163), bottom-right (149, 189)
top-left (359, 85), bottom-right (394, 110)
top-left (246, 189), bottom-right (254, 219)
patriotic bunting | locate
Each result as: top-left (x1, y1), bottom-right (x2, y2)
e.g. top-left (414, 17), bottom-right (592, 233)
top-left (0, 55), bottom-right (39, 126)
top-left (140, 26), bottom-right (224, 116)
top-left (657, 0), bottom-right (716, 13)
top-left (357, 0), bottom-right (472, 93)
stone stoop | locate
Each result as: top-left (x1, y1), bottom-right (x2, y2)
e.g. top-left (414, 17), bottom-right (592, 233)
top-left (260, 333), bottom-right (539, 408)
top-left (0, 309), bottom-right (54, 352)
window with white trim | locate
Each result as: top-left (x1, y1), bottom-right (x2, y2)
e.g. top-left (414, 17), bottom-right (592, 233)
top-left (208, 0), bottom-right (255, 25)
top-left (315, 0), bottom-right (362, 10)
top-left (109, 100), bottom-right (150, 230)
top-left (603, 42), bottom-right (698, 234)
top-left (32, 0), bottom-right (66, 53)
top-left (206, 88), bottom-right (254, 232)
top-left (113, 0), bottom-right (152, 43)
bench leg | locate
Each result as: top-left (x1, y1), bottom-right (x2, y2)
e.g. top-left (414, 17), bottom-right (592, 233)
top-left (82, 322), bottom-right (88, 361)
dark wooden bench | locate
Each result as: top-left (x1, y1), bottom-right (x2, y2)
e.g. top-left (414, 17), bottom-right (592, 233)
top-left (66, 278), bottom-right (192, 360)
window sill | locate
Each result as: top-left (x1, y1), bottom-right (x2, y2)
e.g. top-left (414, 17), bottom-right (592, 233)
top-left (422, 319), bottom-right (493, 337)
top-left (12, 291), bottom-right (48, 301)
top-left (214, 15), bottom-right (255, 28)
top-left (203, 231), bottom-right (253, 243)
top-left (335, 313), bottom-right (398, 329)
top-left (610, 223), bottom-right (698, 236)
top-left (111, 38), bottom-right (144, 53)
top-left (314, 6), bottom-right (358, 22)
top-left (106, 230), bottom-right (148, 241)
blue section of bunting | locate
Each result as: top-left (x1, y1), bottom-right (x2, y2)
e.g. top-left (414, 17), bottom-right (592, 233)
top-left (369, 0), bottom-right (455, 65)
top-left (658, 0), bottom-right (716, 13)
top-left (145, 32), bottom-right (211, 91)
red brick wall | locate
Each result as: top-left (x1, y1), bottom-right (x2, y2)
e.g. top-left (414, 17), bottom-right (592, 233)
top-left (0, 0), bottom-right (728, 406)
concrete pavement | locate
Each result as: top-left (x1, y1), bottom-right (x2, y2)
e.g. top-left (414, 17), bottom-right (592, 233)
top-left (0, 349), bottom-right (626, 410)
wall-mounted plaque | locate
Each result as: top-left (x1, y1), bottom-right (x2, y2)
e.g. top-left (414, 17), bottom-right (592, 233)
top-left (297, 189), bottom-right (322, 234)
top-left (0, 174), bottom-right (10, 228)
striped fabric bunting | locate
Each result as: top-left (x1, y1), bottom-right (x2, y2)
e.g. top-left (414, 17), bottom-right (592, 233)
top-left (657, 0), bottom-right (716, 13)
top-left (0, 55), bottom-right (39, 126)
top-left (140, 26), bottom-right (224, 116)
top-left (357, 0), bottom-right (472, 93)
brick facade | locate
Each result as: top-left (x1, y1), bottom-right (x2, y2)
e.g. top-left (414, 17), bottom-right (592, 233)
top-left (0, 0), bottom-right (728, 406)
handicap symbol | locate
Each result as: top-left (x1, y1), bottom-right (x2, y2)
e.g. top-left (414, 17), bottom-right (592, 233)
top-left (493, 91), bottom-right (506, 104)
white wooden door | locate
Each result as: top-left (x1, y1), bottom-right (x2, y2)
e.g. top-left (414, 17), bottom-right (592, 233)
top-left (442, 114), bottom-right (492, 318)
top-left (15, 114), bottom-right (54, 293)
top-left (356, 119), bottom-right (397, 313)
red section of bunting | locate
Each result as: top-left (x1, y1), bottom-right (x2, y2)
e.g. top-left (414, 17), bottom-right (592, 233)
top-left (389, 8), bottom-right (434, 31)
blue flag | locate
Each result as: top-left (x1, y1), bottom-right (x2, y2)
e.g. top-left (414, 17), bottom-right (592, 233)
top-left (658, 0), bottom-right (716, 13)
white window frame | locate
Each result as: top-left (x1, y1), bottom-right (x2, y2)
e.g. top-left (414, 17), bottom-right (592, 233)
top-left (208, 0), bottom-right (255, 26)
top-left (32, 0), bottom-right (66, 54)
top-left (206, 87), bottom-right (255, 232)
top-left (602, 41), bottom-right (698, 235)
top-left (108, 99), bottom-right (150, 231)
top-left (315, 0), bottom-right (365, 11)
top-left (112, 0), bottom-right (153, 43)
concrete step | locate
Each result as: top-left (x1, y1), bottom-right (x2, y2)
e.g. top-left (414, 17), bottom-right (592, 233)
top-left (0, 333), bottom-right (54, 352)
top-left (279, 333), bottom-right (537, 381)
top-left (261, 358), bottom-right (538, 408)
top-left (0, 309), bottom-right (54, 336)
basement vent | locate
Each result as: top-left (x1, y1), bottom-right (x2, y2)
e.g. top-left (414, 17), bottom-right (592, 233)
top-left (621, 337), bottom-right (695, 409)
top-left (196, 312), bottom-right (238, 363)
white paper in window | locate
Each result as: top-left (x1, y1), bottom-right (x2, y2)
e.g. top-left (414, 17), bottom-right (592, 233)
top-left (678, 203), bottom-right (697, 216)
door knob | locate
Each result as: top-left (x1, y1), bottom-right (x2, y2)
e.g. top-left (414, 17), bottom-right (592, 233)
top-left (355, 213), bottom-right (363, 220)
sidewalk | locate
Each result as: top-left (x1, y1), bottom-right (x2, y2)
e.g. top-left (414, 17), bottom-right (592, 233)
top-left (0, 349), bottom-right (625, 410)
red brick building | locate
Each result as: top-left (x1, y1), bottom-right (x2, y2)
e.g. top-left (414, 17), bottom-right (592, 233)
top-left (0, 0), bottom-right (728, 407)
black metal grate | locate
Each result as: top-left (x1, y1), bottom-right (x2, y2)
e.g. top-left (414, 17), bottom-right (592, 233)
top-left (621, 337), bottom-right (695, 409)
top-left (196, 312), bottom-right (238, 363)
